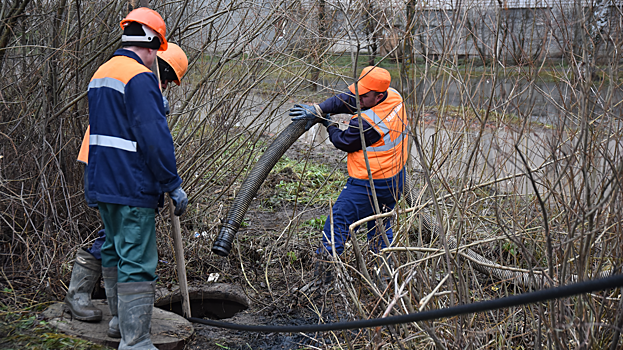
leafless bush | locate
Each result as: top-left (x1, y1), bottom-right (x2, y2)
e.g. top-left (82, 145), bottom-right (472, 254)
top-left (1, 0), bottom-right (622, 348)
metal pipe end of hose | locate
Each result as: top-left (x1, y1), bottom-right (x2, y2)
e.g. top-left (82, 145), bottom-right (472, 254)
top-left (211, 224), bottom-right (238, 257)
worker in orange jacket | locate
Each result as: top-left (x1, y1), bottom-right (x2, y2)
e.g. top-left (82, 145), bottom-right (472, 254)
top-left (290, 67), bottom-right (409, 285)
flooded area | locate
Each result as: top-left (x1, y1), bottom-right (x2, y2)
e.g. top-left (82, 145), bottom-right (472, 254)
top-left (235, 75), bottom-right (623, 197)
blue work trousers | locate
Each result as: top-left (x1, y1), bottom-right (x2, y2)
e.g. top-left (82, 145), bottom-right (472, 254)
top-left (98, 203), bottom-right (158, 283)
top-left (319, 172), bottom-right (403, 255)
top-left (86, 229), bottom-right (106, 260)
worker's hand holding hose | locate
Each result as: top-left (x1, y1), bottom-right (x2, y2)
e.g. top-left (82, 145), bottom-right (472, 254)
top-left (289, 104), bottom-right (323, 131)
top-left (169, 187), bottom-right (188, 216)
top-left (321, 113), bottom-right (337, 128)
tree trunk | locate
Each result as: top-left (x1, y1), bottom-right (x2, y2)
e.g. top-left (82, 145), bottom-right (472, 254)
top-left (365, 0), bottom-right (378, 66)
top-left (311, 0), bottom-right (327, 92)
top-left (0, 0), bottom-right (32, 68)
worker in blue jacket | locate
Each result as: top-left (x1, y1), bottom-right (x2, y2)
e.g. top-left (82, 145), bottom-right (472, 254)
top-left (64, 42), bottom-right (189, 338)
top-left (85, 8), bottom-right (187, 349)
top-left (290, 67), bottom-right (409, 286)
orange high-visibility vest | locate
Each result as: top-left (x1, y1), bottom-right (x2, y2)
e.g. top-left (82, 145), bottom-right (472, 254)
top-left (77, 126), bottom-right (90, 164)
top-left (347, 88), bottom-right (409, 180)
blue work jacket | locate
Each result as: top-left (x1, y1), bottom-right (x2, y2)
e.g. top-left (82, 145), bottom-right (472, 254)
top-left (86, 49), bottom-right (182, 208)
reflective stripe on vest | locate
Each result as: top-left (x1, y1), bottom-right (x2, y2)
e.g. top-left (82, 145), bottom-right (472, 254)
top-left (362, 102), bottom-right (409, 152)
top-left (89, 134), bottom-right (137, 152)
top-left (87, 56), bottom-right (150, 155)
top-left (347, 88), bottom-right (409, 180)
top-left (88, 77), bottom-right (125, 94)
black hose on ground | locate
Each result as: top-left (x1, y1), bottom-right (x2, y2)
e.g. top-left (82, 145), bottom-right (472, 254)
top-left (188, 273), bottom-right (623, 332)
top-left (212, 118), bottom-right (320, 256)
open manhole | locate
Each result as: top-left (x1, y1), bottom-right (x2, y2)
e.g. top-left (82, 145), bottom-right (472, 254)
top-left (155, 283), bottom-right (249, 319)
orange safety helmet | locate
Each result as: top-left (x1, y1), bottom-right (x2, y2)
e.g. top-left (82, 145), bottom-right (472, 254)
top-left (120, 7), bottom-right (167, 51)
top-left (348, 66), bottom-right (391, 95)
top-left (157, 43), bottom-right (188, 85)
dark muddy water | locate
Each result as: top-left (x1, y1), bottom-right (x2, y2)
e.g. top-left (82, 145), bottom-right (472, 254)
top-left (186, 294), bottom-right (356, 349)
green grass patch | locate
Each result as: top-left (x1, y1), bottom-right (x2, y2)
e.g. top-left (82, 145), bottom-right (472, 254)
top-left (264, 156), bottom-right (347, 208)
top-left (302, 216), bottom-right (327, 230)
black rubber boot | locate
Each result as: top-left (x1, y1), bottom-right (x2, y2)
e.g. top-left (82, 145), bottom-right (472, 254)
top-left (64, 248), bottom-right (103, 321)
top-left (118, 281), bottom-right (158, 350)
top-left (102, 266), bottom-right (120, 338)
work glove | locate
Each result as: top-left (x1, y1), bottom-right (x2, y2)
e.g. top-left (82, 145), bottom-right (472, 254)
top-left (169, 187), bottom-right (188, 216)
top-left (321, 113), bottom-right (337, 128)
top-left (289, 104), bottom-right (321, 131)
top-left (163, 96), bottom-right (170, 115)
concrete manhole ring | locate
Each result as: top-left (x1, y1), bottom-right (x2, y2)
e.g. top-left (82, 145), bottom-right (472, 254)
top-left (155, 283), bottom-right (249, 319)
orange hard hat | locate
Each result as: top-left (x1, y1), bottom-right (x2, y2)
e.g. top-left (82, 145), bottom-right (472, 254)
top-left (157, 43), bottom-right (188, 85)
top-left (120, 7), bottom-right (167, 51)
top-left (348, 66), bottom-right (391, 95)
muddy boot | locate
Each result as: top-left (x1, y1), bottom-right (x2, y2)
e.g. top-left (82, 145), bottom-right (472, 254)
top-left (313, 252), bottom-right (333, 286)
top-left (102, 266), bottom-right (120, 338)
top-left (64, 248), bottom-right (103, 322)
top-left (118, 281), bottom-right (158, 350)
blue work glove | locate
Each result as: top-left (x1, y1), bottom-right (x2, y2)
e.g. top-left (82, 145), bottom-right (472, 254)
top-left (163, 96), bottom-right (170, 115)
top-left (321, 113), bottom-right (336, 128)
top-left (289, 104), bottom-right (320, 131)
top-left (169, 187), bottom-right (188, 216)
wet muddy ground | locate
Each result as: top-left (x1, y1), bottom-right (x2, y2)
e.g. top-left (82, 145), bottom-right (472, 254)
top-left (184, 136), bottom-right (357, 350)
top-left (160, 112), bottom-right (555, 349)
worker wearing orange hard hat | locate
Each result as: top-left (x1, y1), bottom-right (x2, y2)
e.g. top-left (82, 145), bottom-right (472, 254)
top-left (119, 7), bottom-right (168, 51)
top-left (67, 8), bottom-right (187, 349)
top-left (67, 41), bottom-right (188, 346)
top-left (75, 42), bottom-right (188, 161)
top-left (157, 43), bottom-right (188, 89)
top-left (289, 66), bottom-right (409, 286)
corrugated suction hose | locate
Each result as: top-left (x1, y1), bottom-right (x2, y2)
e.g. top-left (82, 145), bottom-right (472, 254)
top-left (212, 118), bottom-right (319, 256)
